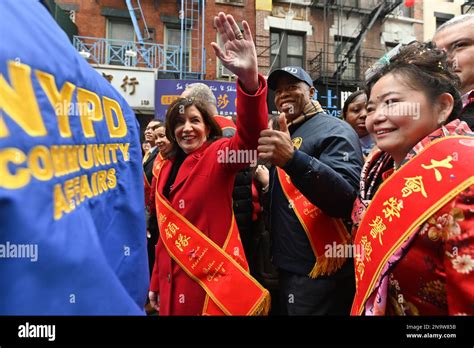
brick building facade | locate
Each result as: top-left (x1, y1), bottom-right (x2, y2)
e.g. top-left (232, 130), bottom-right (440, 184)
top-left (255, 0), bottom-right (423, 116)
top-left (54, 0), bottom-right (256, 135)
top-left (57, 0), bottom-right (255, 81)
top-left (53, 0), bottom-right (430, 119)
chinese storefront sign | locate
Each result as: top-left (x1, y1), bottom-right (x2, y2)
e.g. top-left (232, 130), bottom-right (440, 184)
top-left (94, 66), bottom-right (155, 110)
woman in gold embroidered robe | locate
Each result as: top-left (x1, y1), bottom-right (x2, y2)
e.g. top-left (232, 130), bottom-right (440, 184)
top-left (351, 42), bottom-right (474, 315)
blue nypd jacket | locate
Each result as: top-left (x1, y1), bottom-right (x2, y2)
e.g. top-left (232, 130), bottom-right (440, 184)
top-left (0, 0), bottom-right (149, 314)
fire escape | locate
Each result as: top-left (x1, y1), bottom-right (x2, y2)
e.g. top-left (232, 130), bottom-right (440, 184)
top-left (74, 0), bottom-right (205, 78)
top-left (125, 0), bottom-right (205, 78)
top-left (461, 0), bottom-right (474, 14)
top-left (179, 0), bottom-right (206, 79)
top-left (309, 0), bottom-right (402, 91)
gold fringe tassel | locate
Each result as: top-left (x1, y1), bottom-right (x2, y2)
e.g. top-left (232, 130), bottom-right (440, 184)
top-left (308, 254), bottom-right (347, 279)
top-left (251, 290), bottom-right (271, 316)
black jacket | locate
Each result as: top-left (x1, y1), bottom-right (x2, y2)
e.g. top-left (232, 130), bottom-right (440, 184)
top-left (143, 147), bottom-right (159, 275)
top-left (219, 125), bottom-right (255, 241)
top-left (269, 112), bottom-right (363, 275)
top-left (143, 147), bottom-right (158, 186)
top-left (233, 167), bottom-right (254, 237)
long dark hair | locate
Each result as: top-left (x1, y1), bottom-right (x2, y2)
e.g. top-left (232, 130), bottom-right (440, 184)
top-left (365, 41), bottom-right (462, 123)
top-left (165, 97), bottom-right (222, 157)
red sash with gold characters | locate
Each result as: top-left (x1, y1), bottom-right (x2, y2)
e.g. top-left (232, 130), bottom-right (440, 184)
top-left (351, 136), bottom-right (474, 315)
top-left (201, 214), bottom-right (253, 315)
top-left (154, 159), bottom-right (270, 316)
top-left (276, 167), bottom-right (351, 278)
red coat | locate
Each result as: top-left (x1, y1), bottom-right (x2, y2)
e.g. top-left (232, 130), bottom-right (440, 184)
top-left (150, 75), bottom-right (268, 315)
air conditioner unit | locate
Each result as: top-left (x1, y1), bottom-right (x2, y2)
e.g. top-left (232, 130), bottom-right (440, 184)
top-left (392, 7), bottom-right (402, 17)
top-left (69, 10), bottom-right (76, 23)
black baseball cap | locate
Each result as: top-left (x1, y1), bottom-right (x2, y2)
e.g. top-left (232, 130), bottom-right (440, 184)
top-left (267, 66), bottom-right (314, 90)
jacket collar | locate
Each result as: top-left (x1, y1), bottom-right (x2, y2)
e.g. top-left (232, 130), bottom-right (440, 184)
top-left (287, 100), bottom-right (324, 133)
top-left (143, 147), bottom-right (159, 167)
top-left (168, 141), bottom-right (211, 196)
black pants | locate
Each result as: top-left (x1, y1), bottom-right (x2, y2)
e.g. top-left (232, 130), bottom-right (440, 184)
top-left (278, 260), bottom-right (355, 315)
top-left (147, 214), bottom-right (159, 277)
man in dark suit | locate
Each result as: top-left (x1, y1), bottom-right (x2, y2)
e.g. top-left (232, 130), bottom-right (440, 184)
top-left (258, 66), bottom-right (363, 315)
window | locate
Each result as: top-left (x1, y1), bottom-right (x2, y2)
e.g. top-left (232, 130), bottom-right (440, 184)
top-left (106, 18), bottom-right (134, 65)
top-left (344, 0), bottom-right (358, 7)
top-left (435, 12), bottom-right (454, 29)
top-left (165, 27), bottom-right (191, 72)
top-left (334, 36), bottom-right (359, 81)
top-left (396, 4), bottom-right (414, 17)
top-left (107, 18), bottom-right (134, 41)
top-left (385, 41), bottom-right (399, 53)
top-left (270, 30), bottom-right (304, 70)
top-left (216, 33), bottom-right (235, 78)
top-left (436, 17), bottom-right (449, 28)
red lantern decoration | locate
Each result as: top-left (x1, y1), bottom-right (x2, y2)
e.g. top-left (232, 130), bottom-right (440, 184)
top-left (405, 0), bottom-right (415, 7)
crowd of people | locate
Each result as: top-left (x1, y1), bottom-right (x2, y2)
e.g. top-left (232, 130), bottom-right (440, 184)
top-left (140, 13), bottom-right (473, 316)
top-left (2, 0), bottom-right (472, 316)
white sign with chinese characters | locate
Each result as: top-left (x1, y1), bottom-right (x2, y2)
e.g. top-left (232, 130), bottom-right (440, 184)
top-left (93, 66), bottom-right (156, 111)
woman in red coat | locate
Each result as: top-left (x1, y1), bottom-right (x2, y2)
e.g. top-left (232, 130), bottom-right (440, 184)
top-left (148, 12), bottom-right (269, 315)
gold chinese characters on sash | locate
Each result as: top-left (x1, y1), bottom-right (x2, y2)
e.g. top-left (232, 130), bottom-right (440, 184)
top-left (154, 156), bottom-right (270, 316)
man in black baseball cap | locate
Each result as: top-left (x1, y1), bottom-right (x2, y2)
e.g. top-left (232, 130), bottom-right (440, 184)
top-left (267, 66), bottom-right (314, 91)
top-left (258, 67), bottom-right (363, 315)
top-left (266, 66), bottom-right (321, 127)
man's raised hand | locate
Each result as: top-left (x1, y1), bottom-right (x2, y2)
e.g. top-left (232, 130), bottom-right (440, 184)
top-left (258, 113), bottom-right (295, 168)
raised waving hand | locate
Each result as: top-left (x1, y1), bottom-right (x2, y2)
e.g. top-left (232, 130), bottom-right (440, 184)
top-left (211, 12), bottom-right (258, 94)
